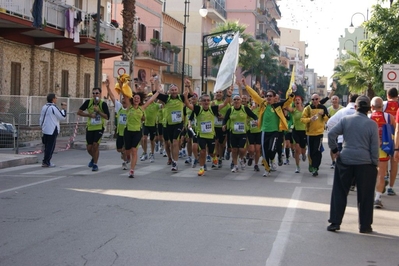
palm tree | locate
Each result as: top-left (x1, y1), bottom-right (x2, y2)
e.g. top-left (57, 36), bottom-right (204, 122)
top-left (332, 51), bottom-right (376, 98)
top-left (121, 0), bottom-right (135, 78)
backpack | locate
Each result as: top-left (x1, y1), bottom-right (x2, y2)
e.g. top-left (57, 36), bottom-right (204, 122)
top-left (381, 113), bottom-right (394, 156)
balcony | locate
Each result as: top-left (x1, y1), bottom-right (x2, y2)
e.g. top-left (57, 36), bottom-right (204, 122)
top-left (255, 30), bottom-right (269, 42)
top-left (206, 0), bottom-right (227, 22)
top-left (0, 0), bottom-right (122, 59)
top-left (135, 42), bottom-right (174, 66)
top-left (164, 61), bottom-right (193, 77)
top-left (266, 0), bottom-right (281, 19)
top-left (254, 7), bottom-right (271, 22)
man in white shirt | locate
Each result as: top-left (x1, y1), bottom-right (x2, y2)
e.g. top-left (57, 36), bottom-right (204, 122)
top-left (39, 93), bottom-right (67, 167)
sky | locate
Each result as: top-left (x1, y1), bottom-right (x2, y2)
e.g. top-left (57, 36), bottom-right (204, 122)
top-left (278, 0), bottom-right (389, 79)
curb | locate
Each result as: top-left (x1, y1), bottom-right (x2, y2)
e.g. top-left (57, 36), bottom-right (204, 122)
top-left (0, 154), bottom-right (38, 169)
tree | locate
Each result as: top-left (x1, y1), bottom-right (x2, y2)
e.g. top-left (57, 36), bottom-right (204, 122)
top-left (121, 0), bottom-right (135, 79)
top-left (361, 2), bottom-right (399, 94)
top-left (333, 51), bottom-right (376, 98)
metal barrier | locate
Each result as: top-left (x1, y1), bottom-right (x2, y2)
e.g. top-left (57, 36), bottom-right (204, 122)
top-left (0, 112), bottom-right (16, 150)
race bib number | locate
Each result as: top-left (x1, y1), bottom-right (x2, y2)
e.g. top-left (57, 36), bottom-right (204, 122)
top-left (118, 114), bottom-right (127, 125)
top-left (214, 117), bottom-right (223, 126)
top-left (250, 120), bottom-right (258, 128)
top-left (200, 121), bottom-right (212, 133)
top-left (171, 111), bottom-right (182, 123)
top-left (234, 122), bottom-right (245, 132)
top-left (91, 114), bottom-right (101, 125)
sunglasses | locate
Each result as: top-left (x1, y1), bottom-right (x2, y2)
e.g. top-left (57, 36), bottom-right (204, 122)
top-left (311, 98), bottom-right (319, 101)
top-left (266, 95), bottom-right (274, 97)
top-left (92, 92), bottom-right (100, 95)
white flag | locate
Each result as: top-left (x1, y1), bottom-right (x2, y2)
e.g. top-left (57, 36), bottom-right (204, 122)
top-left (213, 31), bottom-right (240, 93)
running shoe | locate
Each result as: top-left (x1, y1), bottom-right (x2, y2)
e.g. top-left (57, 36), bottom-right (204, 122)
top-left (270, 162), bottom-right (277, 171)
top-left (301, 154), bottom-right (306, 162)
top-left (92, 164), bottom-right (99, 171)
top-left (240, 159), bottom-right (246, 170)
top-left (212, 157), bottom-right (218, 168)
top-left (206, 155), bottom-right (211, 162)
top-left (122, 161), bottom-right (127, 170)
top-left (128, 169), bottom-right (134, 178)
top-left (88, 159), bottom-right (94, 168)
top-left (295, 166), bottom-right (300, 173)
top-left (198, 167), bottom-right (205, 176)
top-left (171, 161), bottom-right (178, 171)
top-left (374, 199), bottom-right (383, 209)
top-left (185, 157), bottom-right (192, 164)
top-left (231, 165), bottom-right (238, 173)
top-left (254, 165), bottom-right (260, 172)
top-left (149, 153), bottom-right (154, 163)
top-left (387, 188), bottom-right (396, 196)
top-left (140, 153), bottom-right (148, 161)
top-left (218, 159), bottom-right (222, 168)
top-left (247, 157), bottom-right (253, 166)
top-left (192, 158), bottom-right (198, 168)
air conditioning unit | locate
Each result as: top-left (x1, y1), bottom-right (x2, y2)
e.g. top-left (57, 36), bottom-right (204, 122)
top-left (102, 73), bottom-right (108, 82)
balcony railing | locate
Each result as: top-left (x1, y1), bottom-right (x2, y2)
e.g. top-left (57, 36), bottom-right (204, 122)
top-left (136, 42), bottom-right (174, 65)
top-left (208, 0), bottom-right (227, 19)
top-left (0, 0), bottom-right (122, 46)
top-left (164, 61), bottom-right (193, 77)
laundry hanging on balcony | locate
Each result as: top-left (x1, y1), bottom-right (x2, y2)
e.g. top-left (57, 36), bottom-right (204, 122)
top-left (31, 0), bottom-right (43, 29)
top-left (65, 8), bottom-right (81, 43)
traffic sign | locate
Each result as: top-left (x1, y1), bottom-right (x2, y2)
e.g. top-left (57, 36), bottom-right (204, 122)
top-left (113, 61), bottom-right (130, 78)
top-left (384, 82), bottom-right (399, 91)
top-left (383, 64), bottom-right (399, 82)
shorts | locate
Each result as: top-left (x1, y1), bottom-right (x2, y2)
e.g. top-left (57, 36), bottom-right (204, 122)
top-left (124, 130), bottom-right (142, 150)
top-left (248, 132), bottom-right (261, 145)
top-left (292, 129), bottom-right (307, 149)
top-left (163, 126), bottom-right (169, 141)
top-left (198, 137), bottom-right (216, 154)
top-left (86, 129), bottom-right (104, 145)
top-left (166, 122), bottom-right (183, 141)
top-left (157, 124), bottom-right (163, 136)
top-left (143, 125), bottom-right (157, 140)
top-left (285, 132), bottom-right (293, 143)
top-left (229, 132), bottom-right (247, 149)
top-left (215, 127), bottom-right (226, 144)
top-left (116, 135), bottom-right (124, 150)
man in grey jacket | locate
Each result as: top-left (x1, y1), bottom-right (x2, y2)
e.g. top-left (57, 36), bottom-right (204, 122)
top-left (327, 95), bottom-right (379, 233)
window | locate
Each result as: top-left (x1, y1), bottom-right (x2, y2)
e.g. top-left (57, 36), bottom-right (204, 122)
top-left (61, 70), bottom-right (69, 97)
top-left (153, 30), bottom-right (160, 40)
top-left (138, 23), bottom-right (146, 41)
top-left (74, 0), bottom-right (82, 9)
top-left (84, 73), bottom-right (91, 98)
top-left (10, 62), bottom-right (21, 95)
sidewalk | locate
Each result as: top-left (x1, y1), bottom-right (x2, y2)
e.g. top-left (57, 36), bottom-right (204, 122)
top-left (0, 134), bottom-right (116, 169)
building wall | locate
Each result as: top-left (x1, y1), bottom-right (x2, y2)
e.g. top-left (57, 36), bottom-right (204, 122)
top-left (0, 38), bottom-right (95, 97)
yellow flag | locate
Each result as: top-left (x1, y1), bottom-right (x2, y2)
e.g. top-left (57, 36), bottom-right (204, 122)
top-left (286, 66), bottom-right (296, 99)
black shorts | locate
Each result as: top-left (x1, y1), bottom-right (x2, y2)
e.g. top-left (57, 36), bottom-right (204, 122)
top-left (215, 127), bottom-right (226, 144)
top-left (166, 122), bottom-right (183, 141)
top-left (285, 132), bottom-right (293, 143)
top-left (198, 137), bottom-right (216, 154)
top-left (162, 126), bottom-right (169, 141)
top-left (86, 129), bottom-right (104, 145)
top-left (229, 132), bottom-right (247, 149)
top-left (116, 135), bottom-right (124, 150)
top-left (124, 130), bottom-right (142, 150)
top-left (292, 129), bottom-right (307, 149)
top-left (143, 125), bottom-right (157, 140)
top-left (157, 124), bottom-right (163, 136)
top-left (248, 132), bottom-right (261, 145)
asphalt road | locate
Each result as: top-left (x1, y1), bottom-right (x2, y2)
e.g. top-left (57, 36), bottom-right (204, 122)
top-left (1, 148), bottom-right (399, 266)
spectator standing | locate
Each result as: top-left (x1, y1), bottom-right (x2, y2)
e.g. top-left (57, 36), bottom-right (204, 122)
top-left (328, 95), bottom-right (344, 168)
top-left (327, 95), bottom-right (379, 233)
top-left (39, 93), bottom-right (67, 167)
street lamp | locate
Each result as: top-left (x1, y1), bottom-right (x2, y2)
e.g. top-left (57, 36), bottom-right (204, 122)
top-left (199, 2), bottom-right (208, 17)
top-left (181, 0), bottom-right (190, 90)
top-left (341, 37), bottom-right (357, 55)
top-left (348, 10), bottom-right (368, 34)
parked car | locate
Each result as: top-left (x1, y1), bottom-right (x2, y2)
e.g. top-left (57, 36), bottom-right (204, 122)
top-left (0, 123), bottom-right (14, 148)
top-left (2, 122), bottom-right (18, 140)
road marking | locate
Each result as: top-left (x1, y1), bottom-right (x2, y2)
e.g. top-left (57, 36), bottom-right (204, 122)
top-left (23, 165), bottom-right (83, 175)
top-left (225, 170), bottom-right (255, 180)
top-left (274, 172), bottom-right (302, 183)
top-left (0, 164), bottom-right (39, 174)
top-left (266, 186), bottom-right (302, 266)
top-left (0, 176), bottom-right (67, 194)
top-left (74, 165), bottom-right (121, 175)
top-left (126, 165), bottom-right (166, 176)
top-left (170, 167), bottom-right (199, 177)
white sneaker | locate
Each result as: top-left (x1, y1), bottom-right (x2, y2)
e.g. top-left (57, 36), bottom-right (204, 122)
top-left (240, 159), bottom-right (246, 170)
top-left (140, 153), bottom-right (148, 161)
top-left (231, 165), bottom-right (238, 173)
top-left (270, 162), bottom-right (277, 171)
top-left (149, 153), bottom-right (154, 163)
top-left (295, 166), bottom-right (300, 173)
top-left (122, 161), bottom-right (127, 170)
top-left (263, 170), bottom-right (270, 177)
